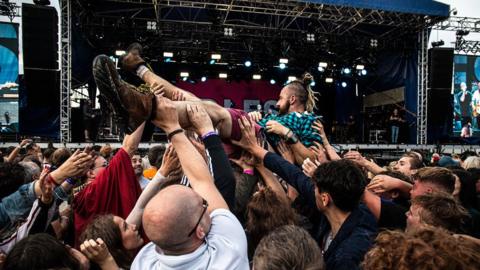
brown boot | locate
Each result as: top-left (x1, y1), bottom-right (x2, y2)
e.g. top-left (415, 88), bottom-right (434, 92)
top-left (120, 42), bottom-right (146, 74)
top-left (93, 55), bottom-right (155, 134)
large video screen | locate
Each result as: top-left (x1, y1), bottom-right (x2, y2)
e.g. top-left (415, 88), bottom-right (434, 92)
top-left (0, 22), bottom-right (19, 133)
top-left (453, 54), bottom-right (480, 136)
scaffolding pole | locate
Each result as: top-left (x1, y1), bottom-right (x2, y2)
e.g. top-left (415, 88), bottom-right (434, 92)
top-left (417, 28), bottom-right (429, 144)
top-left (60, 0), bottom-right (71, 143)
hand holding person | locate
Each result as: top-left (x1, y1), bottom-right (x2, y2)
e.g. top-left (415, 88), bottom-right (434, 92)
top-left (38, 168), bottom-right (53, 204)
top-left (312, 120), bottom-right (327, 142)
top-left (277, 141), bottom-right (295, 164)
top-left (151, 82), bottom-right (165, 97)
top-left (302, 158), bottom-right (320, 178)
top-left (80, 238), bottom-right (118, 270)
top-left (152, 96), bottom-right (182, 134)
top-left (186, 104), bottom-right (215, 136)
top-left (265, 120), bottom-right (290, 137)
top-left (343, 150), bottom-right (369, 167)
top-left (48, 150), bottom-right (93, 185)
top-left (310, 141), bottom-right (328, 164)
top-left (248, 111), bottom-right (263, 122)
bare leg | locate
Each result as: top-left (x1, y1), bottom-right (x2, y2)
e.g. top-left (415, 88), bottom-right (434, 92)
top-left (152, 100), bottom-right (233, 139)
top-left (142, 70), bottom-right (201, 102)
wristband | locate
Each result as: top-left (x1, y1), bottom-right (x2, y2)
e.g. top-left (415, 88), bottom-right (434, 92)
top-left (201, 131), bottom-right (217, 140)
top-left (47, 174), bottom-right (60, 187)
top-left (65, 178), bottom-right (76, 186)
top-left (243, 169), bottom-right (254, 175)
top-left (286, 134), bottom-right (299, 144)
top-left (284, 129), bottom-right (292, 139)
top-left (167, 128), bottom-right (184, 141)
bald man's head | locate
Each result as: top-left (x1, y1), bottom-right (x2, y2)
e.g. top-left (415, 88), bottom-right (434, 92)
top-left (142, 185), bottom-right (211, 253)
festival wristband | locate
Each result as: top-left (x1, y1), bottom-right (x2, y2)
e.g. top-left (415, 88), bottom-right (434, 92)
top-left (243, 169), bottom-right (254, 175)
top-left (201, 131), bottom-right (217, 140)
top-left (167, 128), bottom-right (184, 141)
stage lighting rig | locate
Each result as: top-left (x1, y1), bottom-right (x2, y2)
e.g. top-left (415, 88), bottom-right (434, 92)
top-left (431, 40), bottom-right (444, 47)
top-left (33, 0), bottom-right (50, 5)
top-left (0, 0), bottom-right (19, 21)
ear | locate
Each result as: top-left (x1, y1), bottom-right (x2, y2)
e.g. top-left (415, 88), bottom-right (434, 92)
top-left (289, 94), bottom-right (296, 105)
top-left (195, 224), bottom-right (206, 239)
top-left (321, 193), bottom-right (330, 207)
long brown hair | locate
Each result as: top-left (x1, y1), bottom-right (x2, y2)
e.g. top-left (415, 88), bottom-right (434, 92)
top-left (246, 187), bottom-right (299, 250)
top-left (79, 214), bottom-right (134, 269)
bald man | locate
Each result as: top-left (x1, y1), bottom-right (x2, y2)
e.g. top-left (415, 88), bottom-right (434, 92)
top-left (131, 98), bottom-right (248, 269)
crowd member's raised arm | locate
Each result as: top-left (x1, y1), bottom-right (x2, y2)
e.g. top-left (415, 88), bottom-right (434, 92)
top-left (122, 122), bottom-right (146, 157)
top-left (312, 120), bottom-right (341, 161)
top-left (151, 97), bottom-right (228, 211)
top-left (5, 139), bottom-right (31, 163)
top-left (126, 145), bottom-right (179, 227)
top-left (367, 174), bottom-right (412, 198)
top-left (343, 150), bottom-right (384, 175)
top-left (233, 116), bottom-right (316, 208)
top-left (47, 150), bottom-right (93, 186)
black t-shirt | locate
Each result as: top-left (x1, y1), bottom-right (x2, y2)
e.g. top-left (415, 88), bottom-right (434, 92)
top-left (378, 199), bottom-right (408, 230)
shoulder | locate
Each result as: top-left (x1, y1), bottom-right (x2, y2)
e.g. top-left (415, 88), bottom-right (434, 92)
top-left (208, 209), bottom-right (247, 248)
top-left (131, 242), bottom-right (159, 270)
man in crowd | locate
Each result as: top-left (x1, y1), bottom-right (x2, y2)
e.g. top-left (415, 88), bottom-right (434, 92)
top-left (131, 151), bottom-right (149, 189)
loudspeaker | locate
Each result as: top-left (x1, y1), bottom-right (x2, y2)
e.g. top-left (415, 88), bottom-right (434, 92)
top-left (427, 48), bottom-right (454, 143)
top-left (22, 3), bottom-right (58, 70)
top-left (428, 48), bottom-right (454, 89)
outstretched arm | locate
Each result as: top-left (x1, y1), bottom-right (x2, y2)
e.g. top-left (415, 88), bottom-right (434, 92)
top-left (121, 122), bottom-right (146, 157)
top-left (152, 97), bottom-right (228, 211)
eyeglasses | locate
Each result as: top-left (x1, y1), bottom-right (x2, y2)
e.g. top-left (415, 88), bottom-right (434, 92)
top-left (91, 161), bottom-right (108, 170)
top-left (187, 198), bottom-right (208, 237)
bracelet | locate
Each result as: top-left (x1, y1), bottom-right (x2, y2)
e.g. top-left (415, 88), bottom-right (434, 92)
top-left (284, 129), bottom-right (292, 139)
top-left (167, 128), bottom-right (184, 141)
top-left (201, 131), bottom-right (217, 140)
top-left (243, 169), bottom-right (254, 175)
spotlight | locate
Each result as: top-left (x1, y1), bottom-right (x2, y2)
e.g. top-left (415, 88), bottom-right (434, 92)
top-left (431, 40), bottom-right (444, 47)
top-left (318, 62), bottom-right (328, 68)
top-left (288, 76), bottom-right (297, 82)
top-left (343, 68), bottom-right (351, 74)
top-left (370, 39), bottom-right (378, 48)
top-left (361, 69), bottom-right (367, 76)
top-left (219, 73), bottom-right (228, 79)
top-left (355, 65), bottom-right (365, 70)
top-left (306, 33), bottom-right (315, 42)
top-left (279, 58), bottom-right (289, 64)
top-left (244, 60), bottom-right (252, 67)
top-left (341, 82), bottom-right (347, 88)
top-left (211, 54), bottom-right (221, 60)
top-left (310, 81), bottom-right (316, 87)
top-left (253, 74), bottom-right (261, 80)
top-left (325, 78), bottom-right (333, 83)
top-left (318, 66), bottom-right (325, 72)
top-left (115, 50), bottom-right (126, 56)
top-left (201, 76), bottom-right (207, 82)
top-left (224, 27), bottom-right (233, 36)
top-left (270, 79), bottom-right (276, 85)
top-left (164, 58), bottom-right (172, 63)
top-left (180, 72), bottom-right (189, 78)
top-left (163, 52), bottom-right (173, 58)
top-left (182, 77), bottom-right (188, 81)
top-left (279, 63), bottom-right (286, 69)
top-left (147, 21), bottom-right (157, 31)
top-left (209, 59), bottom-right (216, 65)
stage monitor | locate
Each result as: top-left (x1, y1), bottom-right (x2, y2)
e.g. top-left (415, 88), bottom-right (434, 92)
top-left (0, 22), bottom-right (19, 133)
top-left (453, 54), bottom-right (480, 138)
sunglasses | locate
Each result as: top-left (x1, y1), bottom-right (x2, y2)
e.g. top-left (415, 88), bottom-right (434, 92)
top-left (187, 198), bottom-right (208, 237)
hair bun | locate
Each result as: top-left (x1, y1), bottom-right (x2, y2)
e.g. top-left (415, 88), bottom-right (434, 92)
top-left (302, 73), bottom-right (314, 86)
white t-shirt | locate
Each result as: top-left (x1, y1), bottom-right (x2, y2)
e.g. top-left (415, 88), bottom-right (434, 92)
top-left (138, 176), bottom-right (150, 190)
top-left (131, 209), bottom-right (249, 270)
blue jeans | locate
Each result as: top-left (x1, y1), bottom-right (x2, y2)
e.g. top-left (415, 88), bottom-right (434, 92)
top-left (391, 126), bottom-right (399, 143)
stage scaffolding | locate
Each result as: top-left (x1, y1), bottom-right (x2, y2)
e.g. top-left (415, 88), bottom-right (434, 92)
top-left (417, 28), bottom-right (429, 145)
top-left (60, 0), bottom-right (71, 143)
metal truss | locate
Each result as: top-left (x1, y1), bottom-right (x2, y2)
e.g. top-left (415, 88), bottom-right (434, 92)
top-left (417, 28), bottom-right (429, 145)
top-left (455, 39), bottom-right (480, 54)
top-left (0, 1), bottom-right (20, 22)
top-left (432, 16), bottom-right (480, 32)
top-left (60, 0), bottom-right (72, 143)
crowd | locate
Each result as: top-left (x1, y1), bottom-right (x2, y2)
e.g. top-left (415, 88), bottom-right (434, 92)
top-left (1, 45), bottom-right (480, 270)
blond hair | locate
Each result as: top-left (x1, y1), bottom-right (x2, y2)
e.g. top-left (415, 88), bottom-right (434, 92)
top-left (287, 72), bottom-right (319, 112)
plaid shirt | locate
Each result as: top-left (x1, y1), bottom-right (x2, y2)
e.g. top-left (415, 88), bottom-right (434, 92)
top-left (258, 112), bottom-right (322, 147)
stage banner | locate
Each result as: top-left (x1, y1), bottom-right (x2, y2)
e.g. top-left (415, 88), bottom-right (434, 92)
top-left (453, 54), bottom-right (480, 135)
top-left (176, 79), bottom-right (282, 112)
top-left (0, 22), bottom-right (19, 133)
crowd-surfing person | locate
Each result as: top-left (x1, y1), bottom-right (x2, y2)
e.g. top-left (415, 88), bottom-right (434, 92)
top-left (0, 45), bottom-right (480, 270)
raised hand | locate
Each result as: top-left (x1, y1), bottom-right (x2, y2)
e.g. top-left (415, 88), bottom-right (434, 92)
top-left (265, 120), bottom-right (289, 136)
top-left (343, 150), bottom-right (368, 167)
top-left (277, 140), bottom-right (295, 164)
top-left (248, 111), bottom-right (263, 122)
top-left (159, 145), bottom-right (181, 177)
top-left (310, 141), bottom-right (328, 164)
top-left (367, 175), bottom-right (402, 194)
top-left (80, 238), bottom-right (116, 267)
top-left (171, 90), bottom-right (186, 101)
top-left (151, 82), bottom-right (165, 97)
top-left (186, 104), bottom-right (214, 136)
top-left (312, 120), bottom-right (328, 141)
top-left (302, 157), bottom-right (320, 178)
top-left (39, 168), bottom-right (53, 204)
top-left (153, 96), bottom-right (181, 133)
top-left (232, 116), bottom-right (258, 151)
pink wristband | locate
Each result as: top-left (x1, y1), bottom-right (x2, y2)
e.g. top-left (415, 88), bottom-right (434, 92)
top-left (243, 169), bottom-right (254, 175)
